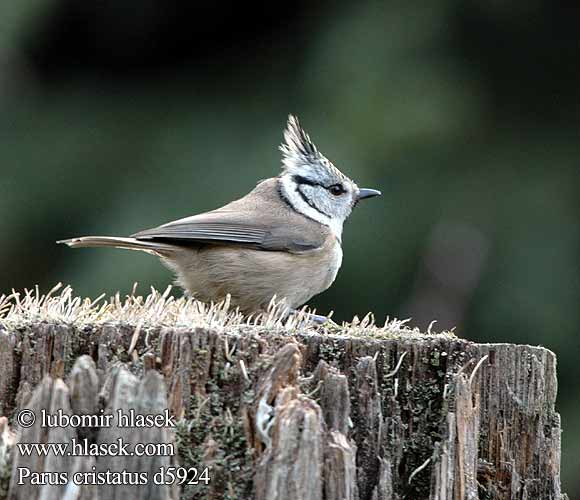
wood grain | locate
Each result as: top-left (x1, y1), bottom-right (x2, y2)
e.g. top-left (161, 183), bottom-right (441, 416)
top-left (0, 320), bottom-right (567, 499)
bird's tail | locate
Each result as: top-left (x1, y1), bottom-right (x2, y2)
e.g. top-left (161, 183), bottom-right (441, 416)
top-left (57, 236), bottom-right (176, 256)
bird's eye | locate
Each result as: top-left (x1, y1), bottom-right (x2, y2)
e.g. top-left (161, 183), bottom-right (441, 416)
top-left (328, 184), bottom-right (345, 196)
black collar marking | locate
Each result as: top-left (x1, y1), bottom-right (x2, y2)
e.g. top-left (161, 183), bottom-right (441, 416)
top-left (292, 175), bottom-right (334, 218)
top-left (296, 186), bottom-right (332, 219)
top-left (278, 176), bottom-right (332, 221)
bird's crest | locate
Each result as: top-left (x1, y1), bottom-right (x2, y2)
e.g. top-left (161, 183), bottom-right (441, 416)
top-left (280, 115), bottom-right (319, 161)
top-left (279, 115), bottom-right (346, 180)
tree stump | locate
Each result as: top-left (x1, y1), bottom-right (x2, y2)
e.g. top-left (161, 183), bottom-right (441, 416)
top-left (0, 287), bottom-right (567, 499)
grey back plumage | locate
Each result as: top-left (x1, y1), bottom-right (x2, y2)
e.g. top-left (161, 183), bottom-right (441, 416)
top-left (133, 178), bottom-right (330, 253)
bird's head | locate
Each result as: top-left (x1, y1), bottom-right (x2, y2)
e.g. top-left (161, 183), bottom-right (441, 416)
top-left (278, 115), bottom-right (381, 239)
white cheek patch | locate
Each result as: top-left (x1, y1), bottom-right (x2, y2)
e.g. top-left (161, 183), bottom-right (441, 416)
top-left (280, 175), bottom-right (343, 241)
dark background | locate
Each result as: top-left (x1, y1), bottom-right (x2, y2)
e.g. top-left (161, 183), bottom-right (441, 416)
top-left (1, 1), bottom-right (578, 495)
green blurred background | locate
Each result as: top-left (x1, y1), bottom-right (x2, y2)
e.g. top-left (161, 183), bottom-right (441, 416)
top-left (1, 1), bottom-right (578, 494)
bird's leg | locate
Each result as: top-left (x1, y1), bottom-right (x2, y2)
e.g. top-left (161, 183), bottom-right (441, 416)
top-left (288, 308), bottom-right (328, 325)
top-left (307, 312), bottom-right (329, 324)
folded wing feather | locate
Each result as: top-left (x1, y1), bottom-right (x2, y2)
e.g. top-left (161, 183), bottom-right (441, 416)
top-left (132, 210), bottom-right (326, 253)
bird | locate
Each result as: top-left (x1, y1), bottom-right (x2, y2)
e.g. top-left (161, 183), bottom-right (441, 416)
top-left (59, 115), bottom-right (381, 322)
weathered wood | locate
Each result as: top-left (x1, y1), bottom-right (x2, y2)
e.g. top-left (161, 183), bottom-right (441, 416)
top-left (0, 292), bottom-right (567, 500)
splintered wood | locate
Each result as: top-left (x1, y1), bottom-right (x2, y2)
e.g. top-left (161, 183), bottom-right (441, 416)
top-left (0, 319), bottom-right (566, 500)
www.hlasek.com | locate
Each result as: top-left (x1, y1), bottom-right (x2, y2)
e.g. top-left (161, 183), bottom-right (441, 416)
top-left (15, 408), bottom-right (210, 487)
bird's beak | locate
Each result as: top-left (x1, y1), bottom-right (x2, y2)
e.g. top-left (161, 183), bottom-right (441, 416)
top-left (357, 188), bottom-right (382, 200)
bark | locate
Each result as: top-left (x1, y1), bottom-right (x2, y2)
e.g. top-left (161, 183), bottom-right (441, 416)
top-left (0, 317), bottom-right (567, 499)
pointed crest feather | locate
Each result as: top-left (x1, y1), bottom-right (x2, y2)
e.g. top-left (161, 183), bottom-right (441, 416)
top-left (278, 114), bottom-right (348, 183)
top-left (279, 115), bottom-right (320, 166)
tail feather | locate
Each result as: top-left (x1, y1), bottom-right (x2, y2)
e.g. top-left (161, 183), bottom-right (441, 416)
top-left (57, 236), bottom-right (176, 256)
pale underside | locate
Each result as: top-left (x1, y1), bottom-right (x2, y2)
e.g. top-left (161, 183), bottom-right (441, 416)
top-left (161, 236), bottom-right (343, 314)
top-left (129, 177), bottom-right (343, 312)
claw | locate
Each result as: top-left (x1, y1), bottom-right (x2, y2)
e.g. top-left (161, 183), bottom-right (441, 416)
top-left (287, 308), bottom-right (328, 325)
top-left (305, 312), bottom-right (328, 324)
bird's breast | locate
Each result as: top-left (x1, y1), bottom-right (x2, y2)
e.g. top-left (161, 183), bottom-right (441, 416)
top-left (324, 239), bottom-right (343, 289)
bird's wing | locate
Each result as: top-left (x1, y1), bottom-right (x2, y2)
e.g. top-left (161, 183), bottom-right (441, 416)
top-left (132, 209), bottom-right (327, 253)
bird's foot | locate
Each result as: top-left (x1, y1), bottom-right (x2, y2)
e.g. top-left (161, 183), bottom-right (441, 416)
top-left (306, 312), bottom-right (329, 324)
top-left (288, 308), bottom-right (328, 325)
